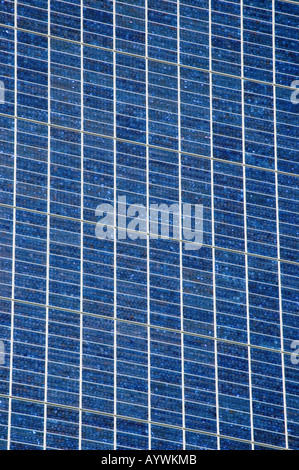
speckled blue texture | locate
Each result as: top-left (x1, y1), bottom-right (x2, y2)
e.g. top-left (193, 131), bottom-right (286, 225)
top-left (0, 0), bottom-right (298, 451)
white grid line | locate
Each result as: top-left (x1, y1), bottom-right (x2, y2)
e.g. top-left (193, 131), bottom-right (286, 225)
top-left (2, 18), bottom-right (299, 91)
top-left (78, 0), bottom-right (84, 451)
top-left (43, 0), bottom-right (51, 451)
top-left (177, 0), bottom-right (186, 451)
top-left (14, 0), bottom-right (296, 14)
top-left (0, 296), bottom-right (296, 361)
top-left (2, 39), bottom-right (299, 85)
top-left (209, 0), bottom-right (220, 451)
top-left (10, 0), bottom-right (299, 19)
top-left (272, 0), bottom-right (289, 451)
top-left (7, 0), bottom-right (18, 451)
top-left (0, 388), bottom-right (291, 450)
top-left (3, 71), bottom-right (299, 118)
top-left (0, 107), bottom-right (298, 179)
top-left (145, 0), bottom-right (152, 451)
top-left (10, 3), bottom-right (299, 39)
top-left (241, 0), bottom-right (255, 450)
top-left (113, 0), bottom-right (117, 452)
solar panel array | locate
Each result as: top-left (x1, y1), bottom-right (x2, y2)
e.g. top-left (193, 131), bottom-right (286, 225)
top-left (0, 0), bottom-right (298, 450)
